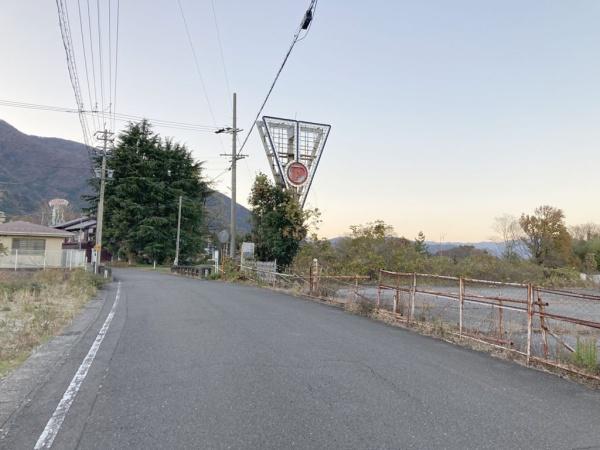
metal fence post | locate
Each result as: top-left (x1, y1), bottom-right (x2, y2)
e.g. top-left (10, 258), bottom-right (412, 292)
top-left (498, 298), bottom-right (504, 341)
top-left (377, 270), bottom-right (381, 307)
top-left (309, 262), bottom-right (314, 295)
top-left (459, 277), bottom-right (464, 336)
top-left (43, 251), bottom-right (47, 271)
top-left (14, 249), bottom-right (18, 271)
top-left (393, 272), bottom-right (399, 314)
top-left (526, 284), bottom-right (533, 365)
top-left (410, 272), bottom-right (416, 322)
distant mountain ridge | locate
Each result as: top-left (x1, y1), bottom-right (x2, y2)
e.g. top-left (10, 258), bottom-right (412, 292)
top-left (0, 119), bottom-right (251, 234)
top-left (329, 236), bottom-right (518, 258)
top-left (425, 241), bottom-right (503, 256)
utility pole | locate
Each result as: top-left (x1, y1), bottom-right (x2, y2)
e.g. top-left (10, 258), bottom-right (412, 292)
top-left (217, 92), bottom-right (245, 259)
top-left (94, 129), bottom-right (114, 274)
top-left (230, 93), bottom-right (237, 259)
top-left (174, 195), bottom-right (182, 266)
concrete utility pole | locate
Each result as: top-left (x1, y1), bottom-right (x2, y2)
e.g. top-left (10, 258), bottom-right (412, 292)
top-left (94, 129), bottom-right (113, 274)
top-left (174, 195), bottom-right (182, 266)
top-left (230, 93), bottom-right (237, 259)
top-left (218, 92), bottom-right (245, 259)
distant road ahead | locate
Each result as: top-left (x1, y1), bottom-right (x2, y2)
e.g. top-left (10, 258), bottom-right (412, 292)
top-left (3, 269), bottom-right (600, 449)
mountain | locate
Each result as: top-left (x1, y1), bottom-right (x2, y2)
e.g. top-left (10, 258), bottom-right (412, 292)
top-left (205, 191), bottom-right (252, 235)
top-left (0, 119), bottom-right (92, 215)
top-left (0, 119), bottom-right (251, 233)
top-left (425, 241), bottom-right (504, 257)
top-left (329, 236), bottom-right (526, 258)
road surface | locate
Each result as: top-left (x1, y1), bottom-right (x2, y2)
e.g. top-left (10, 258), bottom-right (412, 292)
top-left (2, 269), bottom-right (600, 449)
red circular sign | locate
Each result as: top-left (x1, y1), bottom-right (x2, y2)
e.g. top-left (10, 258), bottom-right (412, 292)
top-left (286, 162), bottom-right (309, 186)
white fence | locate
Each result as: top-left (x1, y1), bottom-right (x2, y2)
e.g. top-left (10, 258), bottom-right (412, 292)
top-left (0, 249), bottom-right (87, 270)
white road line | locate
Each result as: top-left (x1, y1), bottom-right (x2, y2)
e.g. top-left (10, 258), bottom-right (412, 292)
top-left (34, 282), bottom-right (122, 449)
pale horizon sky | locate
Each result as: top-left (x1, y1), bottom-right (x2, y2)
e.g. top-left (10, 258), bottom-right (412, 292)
top-left (1, 1), bottom-right (599, 242)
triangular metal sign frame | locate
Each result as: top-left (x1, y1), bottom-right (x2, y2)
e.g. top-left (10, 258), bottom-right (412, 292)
top-left (257, 116), bottom-right (331, 208)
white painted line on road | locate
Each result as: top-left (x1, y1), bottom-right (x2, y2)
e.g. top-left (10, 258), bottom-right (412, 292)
top-left (34, 281), bottom-right (122, 449)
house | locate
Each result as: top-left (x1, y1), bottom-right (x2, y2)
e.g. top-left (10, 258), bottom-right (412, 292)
top-left (0, 221), bottom-right (75, 268)
top-left (53, 216), bottom-right (110, 263)
top-left (53, 216), bottom-right (96, 260)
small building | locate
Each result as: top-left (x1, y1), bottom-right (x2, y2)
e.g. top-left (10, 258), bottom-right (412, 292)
top-left (53, 216), bottom-right (110, 263)
top-left (0, 221), bottom-right (76, 268)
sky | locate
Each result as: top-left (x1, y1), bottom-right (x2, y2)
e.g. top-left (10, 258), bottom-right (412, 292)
top-left (1, 0), bottom-right (600, 242)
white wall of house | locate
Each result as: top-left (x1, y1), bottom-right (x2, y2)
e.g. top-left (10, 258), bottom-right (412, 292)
top-left (0, 235), bottom-right (68, 268)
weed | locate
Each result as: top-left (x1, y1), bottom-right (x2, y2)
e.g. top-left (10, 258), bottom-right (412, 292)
top-left (0, 269), bottom-right (103, 379)
top-left (572, 337), bottom-right (598, 372)
top-left (347, 298), bottom-right (375, 317)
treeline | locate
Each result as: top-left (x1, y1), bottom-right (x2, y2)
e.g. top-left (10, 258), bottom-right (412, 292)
top-left (291, 205), bottom-right (599, 286)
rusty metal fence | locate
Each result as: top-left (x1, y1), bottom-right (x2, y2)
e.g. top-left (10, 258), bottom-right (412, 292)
top-left (190, 259), bottom-right (600, 379)
top-left (377, 269), bottom-right (600, 378)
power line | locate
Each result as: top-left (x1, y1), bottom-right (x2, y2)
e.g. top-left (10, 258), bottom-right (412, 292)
top-left (108, 0), bottom-right (113, 126)
top-left (76, 0), bottom-right (97, 131)
top-left (208, 167), bottom-right (230, 184)
top-left (55, 0), bottom-right (94, 156)
top-left (237, 0), bottom-right (318, 157)
top-left (210, 0), bottom-right (231, 104)
top-left (0, 98), bottom-right (223, 133)
top-left (176, 0), bottom-right (219, 127)
top-left (96, 0), bottom-right (106, 127)
top-left (112, 0), bottom-right (120, 132)
top-left (85, 0), bottom-right (99, 119)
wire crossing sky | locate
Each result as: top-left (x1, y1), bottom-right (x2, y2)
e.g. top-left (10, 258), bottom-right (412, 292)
top-left (1, 0), bottom-right (600, 241)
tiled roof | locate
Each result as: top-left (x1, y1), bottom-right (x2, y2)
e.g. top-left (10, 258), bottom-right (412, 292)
top-left (0, 221), bottom-right (73, 238)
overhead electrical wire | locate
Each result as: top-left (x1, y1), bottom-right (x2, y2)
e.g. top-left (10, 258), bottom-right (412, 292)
top-left (85, 0), bottom-right (99, 117)
top-left (108, 0), bottom-right (113, 128)
top-left (76, 0), bottom-right (97, 131)
top-left (176, 0), bottom-right (219, 127)
top-left (236, 0), bottom-right (319, 157)
top-left (55, 0), bottom-right (94, 155)
top-left (112, 0), bottom-right (120, 132)
top-left (96, 0), bottom-right (106, 128)
top-left (0, 98), bottom-right (222, 133)
top-left (210, 0), bottom-right (231, 104)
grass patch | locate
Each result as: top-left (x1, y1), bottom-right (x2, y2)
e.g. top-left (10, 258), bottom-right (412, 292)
top-left (0, 269), bottom-right (104, 379)
top-left (572, 337), bottom-right (598, 373)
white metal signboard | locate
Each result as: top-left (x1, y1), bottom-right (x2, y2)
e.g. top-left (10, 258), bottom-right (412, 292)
top-left (257, 116), bottom-right (331, 208)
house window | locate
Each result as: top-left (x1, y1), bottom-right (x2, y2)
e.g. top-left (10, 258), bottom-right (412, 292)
top-left (12, 238), bottom-right (46, 255)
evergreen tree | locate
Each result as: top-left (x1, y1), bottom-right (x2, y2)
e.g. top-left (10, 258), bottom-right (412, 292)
top-left (86, 121), bottom-right (210, 264)
top-left (414, 231), bottom-right (428, 255)
top-left (248, 174), bottom-right (309, 267)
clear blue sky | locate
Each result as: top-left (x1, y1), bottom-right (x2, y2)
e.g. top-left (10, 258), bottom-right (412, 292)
top-left (1, 1), bottom-right (600, 241)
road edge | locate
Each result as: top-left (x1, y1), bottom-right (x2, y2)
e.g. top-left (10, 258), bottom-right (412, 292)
top-left (0, 282), bottom-right (115, 436)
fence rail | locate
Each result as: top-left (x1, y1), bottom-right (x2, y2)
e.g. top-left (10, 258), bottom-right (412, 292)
top-left (243, 264), bottom-right (600, 379)
top-left (172, 259), bottom-right (600, 380)
top-left (377, 269), bottom-right (600, 379)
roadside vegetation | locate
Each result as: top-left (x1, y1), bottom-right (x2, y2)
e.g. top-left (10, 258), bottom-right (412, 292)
top-left (291, 205), bottom-right (599, 287)
top-left (0, 270), bottom-right (104, 378)
top-left (247, 173), bottom-right (316, 267)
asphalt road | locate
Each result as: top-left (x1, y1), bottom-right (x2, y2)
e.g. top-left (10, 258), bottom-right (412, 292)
top-left (2, 268), bottom-right (600, 449)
